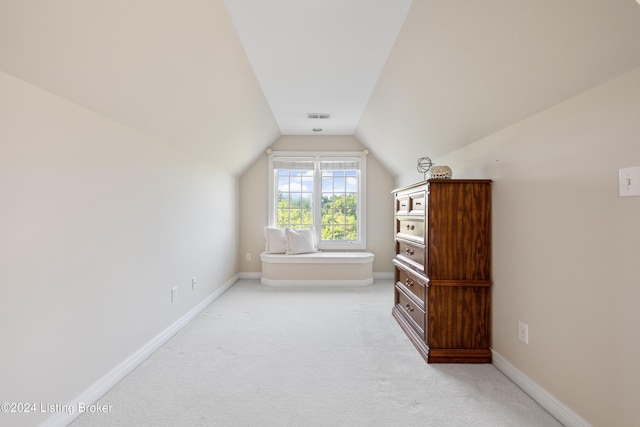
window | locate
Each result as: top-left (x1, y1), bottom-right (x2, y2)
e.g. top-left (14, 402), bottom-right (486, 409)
top-left (268, 151), bottom-right (366, 250)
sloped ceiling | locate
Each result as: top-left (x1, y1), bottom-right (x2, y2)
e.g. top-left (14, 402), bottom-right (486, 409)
top-left (0, 0), bottom-right (280, 175)
top-left (1, 0), bottom-right (640, 177)
top-left (356, 0), bottom-right (640, 176)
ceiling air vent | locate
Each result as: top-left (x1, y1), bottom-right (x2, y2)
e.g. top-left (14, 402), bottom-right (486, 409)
top-left (307, 113), bottom-right (331, 119)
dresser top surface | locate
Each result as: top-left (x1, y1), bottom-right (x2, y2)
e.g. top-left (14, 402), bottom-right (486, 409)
top-left (392, 179), bottom-right (492, 194)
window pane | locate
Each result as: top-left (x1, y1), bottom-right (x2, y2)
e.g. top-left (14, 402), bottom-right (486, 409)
top-left (346, 193), bottom-right (357, 209)
top-left (301, 209), bottom-right (313, 226)
top-left (290, 174), bottom-right (301, 191)
top-left (289, 209), bottom-right (301, 226)
top-left (275, 167), bottom-right (315, 229)
top-left (332, 208), bottom-right (343, 225)
top-left (346, 208), bottom-right (357, 222)
top-left (290, 193), bottom-right (301, 208)
top-left (321, 193), bottom-right (333, 209)
top-left (318, 171), bottom-right (357, 242)
top-left (277, 209), bottom-right (289, 227)
top-left (278, 175), bottom-right (290, 192)
top-left (302, 176), bottom-right (314, 192)
top-left (346, 175), bottom-right (358, 192)
top-left (301, 193), bottom-right (313, 209)
top-left (322, 177), bottom-right (333, 192)
top-left (278, 193), bottom-right (289, 207)
top-left (321, 224), bottom-right (332, 240)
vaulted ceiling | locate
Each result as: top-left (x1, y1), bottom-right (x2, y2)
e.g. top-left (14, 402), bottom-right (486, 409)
top-left (2, 0), bottom-right (640, 177)
top-left (225, 0), bottom-right (412, 136)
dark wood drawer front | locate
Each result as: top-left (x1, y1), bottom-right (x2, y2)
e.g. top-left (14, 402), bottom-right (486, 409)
top-left (396, 266), bottom-right (426, 302)
top-left (396, 240), bottom-right (425, 271)
top-left (397, 287), bottom-right (425, 334)
top-left (397, 218), bottom-right (424, 242)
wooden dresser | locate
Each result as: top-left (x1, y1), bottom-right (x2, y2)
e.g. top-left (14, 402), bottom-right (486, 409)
top-left (392, 179), bottom-right (492, 363)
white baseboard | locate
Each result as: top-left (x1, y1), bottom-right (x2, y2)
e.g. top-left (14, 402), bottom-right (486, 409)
top-left (238, 272), bottom-right (261, 280)
top-left (41, 275), bottom-right (239, 427)
top-left (492, 350), bottom-right (591, 427)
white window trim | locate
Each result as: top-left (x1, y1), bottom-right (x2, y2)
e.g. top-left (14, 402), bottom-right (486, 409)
top-left (268, 150), bottom-right (367, 250)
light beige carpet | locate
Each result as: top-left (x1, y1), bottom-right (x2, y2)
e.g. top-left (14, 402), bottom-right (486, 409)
top-left (71, 279), bottom-right (561, 427)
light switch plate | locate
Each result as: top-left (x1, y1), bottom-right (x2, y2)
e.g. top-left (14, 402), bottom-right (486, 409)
top-left (619, 166), bottom-right (640, 197)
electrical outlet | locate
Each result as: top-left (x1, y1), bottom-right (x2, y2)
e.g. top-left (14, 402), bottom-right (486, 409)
top-left (245, 252), bottom-right (252, 262)
top-left (192, 277), bottom-right (197, 290)
top-left (171, 286), bottom-right (178, 303)
top-left (518, 321), bottom-right (529, 344)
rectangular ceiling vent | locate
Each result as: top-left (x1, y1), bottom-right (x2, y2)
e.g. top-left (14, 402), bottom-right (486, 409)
top-left (307, 113), bottom-right (331, 119)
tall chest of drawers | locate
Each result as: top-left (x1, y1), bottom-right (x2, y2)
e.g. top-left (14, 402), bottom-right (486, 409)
top-left (392, 179), bottom-right (492, 363)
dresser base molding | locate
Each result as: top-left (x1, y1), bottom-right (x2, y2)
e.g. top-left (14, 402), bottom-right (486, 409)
top-left (392, 305), bottom-right (430, 361)
top-left (391, 305), bottom-right (491, 363)
top-left (428, 348), bottom-right (491, 364)
top-left (393, 304), bottom-right (492, 364)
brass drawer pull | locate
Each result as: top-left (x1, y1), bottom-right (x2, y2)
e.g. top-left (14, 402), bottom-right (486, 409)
top-left (405, 278), bottom-right (414, 287)
top-left (405, 248), bottom-right (414, 256)
top-left (405, 303), bottom-right (414, 313)
top-left (406, 224), bottom-right (415, 231)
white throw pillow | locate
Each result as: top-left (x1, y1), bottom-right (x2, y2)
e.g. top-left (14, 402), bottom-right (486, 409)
top-left (285, 228), bottom-right (318, 255)
top-left (264, 227), bottom-right (287, 254)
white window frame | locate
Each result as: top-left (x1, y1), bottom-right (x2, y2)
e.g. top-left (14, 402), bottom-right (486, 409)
top-left (268, 151), bottom-right (367, 250)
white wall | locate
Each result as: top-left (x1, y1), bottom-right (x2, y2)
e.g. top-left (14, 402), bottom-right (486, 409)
top-left (238, 135), bottom-right (396, 275)
top-left (403, 68), bottom-right (640, 427)
top-left (0, 71), bottom-right (238, 427)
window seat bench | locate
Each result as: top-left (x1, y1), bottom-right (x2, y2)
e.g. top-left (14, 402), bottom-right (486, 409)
top-left (260, 251), bottom-right (375, 287)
